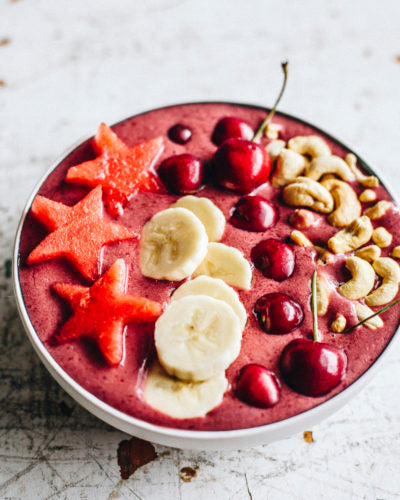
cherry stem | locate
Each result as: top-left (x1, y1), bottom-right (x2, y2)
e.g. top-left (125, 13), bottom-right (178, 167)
top-left (252, 61), bottom-right (289, 143)
top-left (342, 296), bottom-right (400, 334)
top-left (311, 270), bottom-right (320, 342)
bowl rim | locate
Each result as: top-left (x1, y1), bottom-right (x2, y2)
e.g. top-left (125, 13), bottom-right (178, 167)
top-left (12, 101), bottom-right (400, 442)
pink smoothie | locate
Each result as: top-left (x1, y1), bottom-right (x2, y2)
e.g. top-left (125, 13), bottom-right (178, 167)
top-left (18, 103), bottom-right (400, 431)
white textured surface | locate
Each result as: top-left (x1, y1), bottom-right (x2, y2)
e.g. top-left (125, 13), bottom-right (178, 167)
top-left (1, 0), bottom-right (400, 498)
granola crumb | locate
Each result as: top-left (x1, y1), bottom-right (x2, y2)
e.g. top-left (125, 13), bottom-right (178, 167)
top-left (303, 430), bottom-right (314, 443)
top-left (179, 466), bottom-right (199, 482)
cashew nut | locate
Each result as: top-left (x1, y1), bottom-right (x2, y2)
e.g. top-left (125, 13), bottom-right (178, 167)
top-left (271, 149), bottom-right (308, 187)
top-left (290, 230), bottom-right (313, 247)
top-left (328, 216), bottom-right (373, 254)
top-left (365, 257), bottom-right (400, 306)
top-left (316, 274), bottom-right (330, 316)
top-left (345, 153), bottom-right (379, 187)
top-left (331, 314), bottom-right (347, 333)
top-left (288, 135), bottom-right (331, 158)
top-left (288, 208), bottom-right (320, 229)
top-left (355, 303), bottom-right (383, 330)
top-left (372, 227), bottom-right (392, 248)
top-left (321, 178), bottom-right (361, 227)
top-left (359, 189), bottom-right (377, 203)
top-left (391, 246), bottom-right (400, 259)
top-left (338, 256), bottom-right (375, 300)
top-left (283, 177), bottom-right (334, 213)
top-left (265, 123), bottom-right (282, 139)
top-left (354, 245), bottom-right (381, 262)
top-left (315, 246), bottom-right (334, 265)
top-left (364, 200), bottom-right (392, 220)
top-left (266, 139), bottom-right (286, 161)
top-left (306, 156), bottom-right (355, 183)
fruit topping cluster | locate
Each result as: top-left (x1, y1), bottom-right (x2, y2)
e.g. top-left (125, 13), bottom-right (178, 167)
top-left (25, 66), bottom-right (400, 421)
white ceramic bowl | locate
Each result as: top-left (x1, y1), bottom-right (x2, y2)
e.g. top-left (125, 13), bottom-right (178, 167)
top-left (13, 104), bottom-right (400, 450)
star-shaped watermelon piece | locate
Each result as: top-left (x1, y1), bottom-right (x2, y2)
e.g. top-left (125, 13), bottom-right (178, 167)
top-left (65, 123), bottom-right (165, 217)
top-left (27, 186), bottom-right (137, 281)
top-left (53, 259), bottom-right (163, 366)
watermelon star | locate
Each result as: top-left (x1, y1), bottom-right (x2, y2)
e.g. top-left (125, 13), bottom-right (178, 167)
top-left (65, 123), bottom-right (165, 217)
top-left (53, 259), bottom-right (163, 366)
top-left (27, 186), bottom-right (137, 281)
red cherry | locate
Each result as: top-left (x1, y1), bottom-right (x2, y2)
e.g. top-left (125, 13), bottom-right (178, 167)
top-left (230, 195), bottom-right (278, 232)
top-left (236, 364), bottom-right (281, 408)
top-left (212, 117), bottom-right (254, 146)
top-left (251, 238), bottom-right (295, 281)
top-left (168, 124), bottom-right (192, 145)
top-left (280, 338), bottom-right (347, 397)
top-left (213, 138), bottom-right (271, 194)
top-left (254, 292), bottom-right (303, 334)
top-left (158, 154), bottom-right (205, 194)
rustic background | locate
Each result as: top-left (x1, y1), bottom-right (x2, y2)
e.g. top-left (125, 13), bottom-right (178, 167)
top-left (1, 0), bottom-right (400, 498)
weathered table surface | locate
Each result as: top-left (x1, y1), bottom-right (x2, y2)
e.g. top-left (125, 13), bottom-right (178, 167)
top-left (1, 1), bottom-right (400, 498)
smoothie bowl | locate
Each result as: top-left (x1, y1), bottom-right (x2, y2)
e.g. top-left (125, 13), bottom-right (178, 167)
top-left (13, 99), bottom-right (400, 450)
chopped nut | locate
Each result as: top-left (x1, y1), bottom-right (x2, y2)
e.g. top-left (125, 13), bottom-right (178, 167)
top-left (315, 246), bottom-right (334, 265)
top-left (265, 123), bottom-right (283, 139)
top-left (355, 245), bottom-right (381, 262)
top-left (359, 189), bottom-right (377, 203)
top-left (288, 208), bottom-right (320, 229)
top-left (316, 274), bottom-right (330, 315)
top-left (372, 227), bottom-right (393, 248)
top-left (290, 230), bottom-right (313, 247)
top-left (391, 246), bottom-right (400, 259)
top-left (364, 200), bottom-right (392, 220)
top-left (331, 313), bottom-right (347, 333)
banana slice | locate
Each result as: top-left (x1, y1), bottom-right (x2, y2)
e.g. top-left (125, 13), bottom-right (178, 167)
top-left (194, 242), bottom-right (252, 290)
top-left (170, 195), bottom-right (225, 242)
top-left (144, 361), bottom-right (228, 419)
top-left (139, 207), bottom-right (208, 281)
top-left (155, 295), bottom-right (242, 382)
top-left (171, 276), bottom-right (247, 330)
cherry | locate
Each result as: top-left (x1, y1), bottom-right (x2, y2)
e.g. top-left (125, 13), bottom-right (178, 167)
top-left (158, 154), bottom-right (205, 194)
top-left (212, 117), bottom-right (253, 146)
top-left (230, 195), bottom-right (278, 232)
top-left (254, 292), bottom-right (303, 334)
top-left (251, 239), bottom-right (295, 281)
top-left (213, 138), bottom-right (271, 193)
top-left (279, 271), bottom-right (348, 397)
top-left (212, 62), bottom-right (289, 194)
top-left (236, 364), bottom-right (281, 408)
top-left (168, 124), bottom-right (192, 145)
top-left (280, 339), bottom-right (347, 397)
